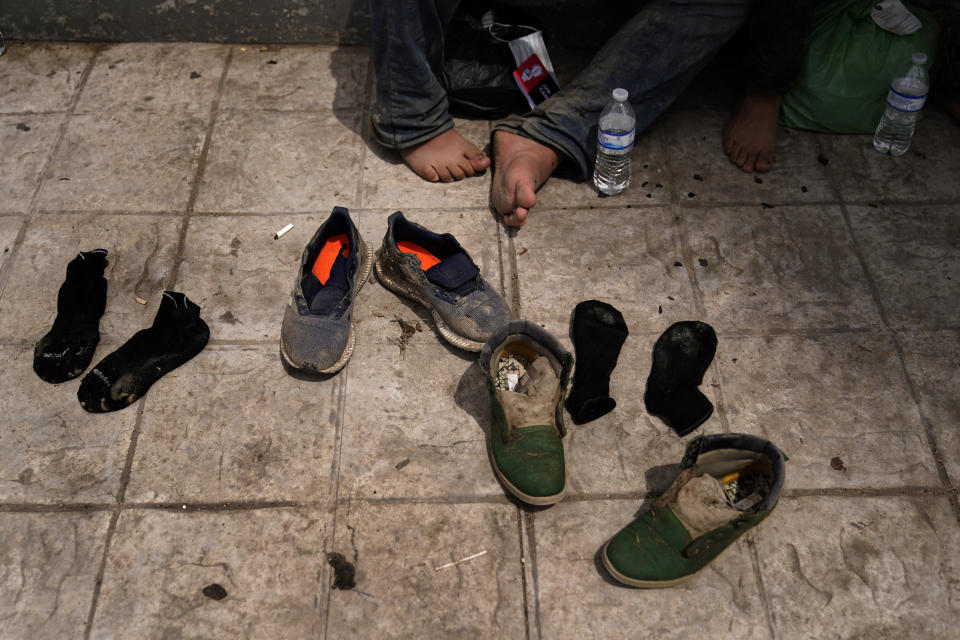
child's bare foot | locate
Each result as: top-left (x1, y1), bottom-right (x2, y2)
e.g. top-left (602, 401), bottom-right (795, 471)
top-left (399, 128), bottom-right (490, 182)
top-left (491, 131), bottom-right (559, 228)
top-left (723, 89), bottom-right (782, 173)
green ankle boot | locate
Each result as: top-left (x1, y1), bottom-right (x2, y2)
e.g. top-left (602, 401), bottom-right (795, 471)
top-left (479, 321), bottom-right (573, 506)
top-left (603, 433), bottom-right (785, 587)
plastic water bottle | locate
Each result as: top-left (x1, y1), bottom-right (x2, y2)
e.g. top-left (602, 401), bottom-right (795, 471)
top-left (873, 52), bottom-right (929, 156)
top-left (593, 88), bottom-right (635, 195)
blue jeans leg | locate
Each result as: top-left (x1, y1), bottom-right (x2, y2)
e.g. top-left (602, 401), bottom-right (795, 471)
top-left (494, 0), bottom-right (752, 180)
top-left (370, 0), bottom-right (461, 149)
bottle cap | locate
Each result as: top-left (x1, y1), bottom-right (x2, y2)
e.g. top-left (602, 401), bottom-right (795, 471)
top-left (612, 88), bottom-right (628, 102)
top-left (912, 52), bottom-right (927, 66)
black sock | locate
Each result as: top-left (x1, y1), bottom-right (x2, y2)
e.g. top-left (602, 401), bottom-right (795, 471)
top-left (33, 249), bottom-right (109, 383)
top-left (565, 300), bottom-right (629, 424)
top-left (77, 291), bottom-right (209, 413)
top-left (644, 321), bottom-right (717, 436)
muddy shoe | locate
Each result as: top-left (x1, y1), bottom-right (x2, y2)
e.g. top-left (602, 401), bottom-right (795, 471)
top-left (479, 320), bottom-right (573, 505)
top-left (602, 433), bottom-right (785, 587)
top-left (374, 211), bottom-right (512, 351)
top-left (280, 206), bottom-right (372, 374)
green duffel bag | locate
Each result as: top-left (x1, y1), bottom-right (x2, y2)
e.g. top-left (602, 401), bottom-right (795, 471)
top-left (780, 0), bottom-right (939, 133)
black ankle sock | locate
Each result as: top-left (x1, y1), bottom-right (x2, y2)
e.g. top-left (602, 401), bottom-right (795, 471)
top-left (644, 321), bottom-right (717, 436)
top-left (77, 291), bottom-right (209, 413)
top-left (565, 300), bottom-right (629, 424)
top-left (33, 249), bottom-right (109, 383)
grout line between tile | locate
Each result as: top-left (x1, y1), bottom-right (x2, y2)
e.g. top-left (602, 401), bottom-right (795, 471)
top-left (515, 507), bottom-right (532, 640)
top-left (746, 534), bottom-right (778, 640)
top-left (321, 372), bottom-right (350, 640)
top-left (522, 510), bottom-right (543, 640)
top-left (83, 395), bottom-right (147, 640)
top-left (838, 203), bottom-right (960, 524)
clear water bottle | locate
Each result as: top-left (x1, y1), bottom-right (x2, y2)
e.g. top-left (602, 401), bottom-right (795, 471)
top-left (593, 88), bottom-right (636, 195)
top-left (873, 52), bottom-right (929, 156)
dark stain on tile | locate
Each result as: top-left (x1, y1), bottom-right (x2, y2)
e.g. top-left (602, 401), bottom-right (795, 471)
top-left (698, 258), bottom-right (708, 267)
top-left (328, 552), bottom-right (356, 590)
top-left (15, 123), bottom-right (30, 132)
top-left (817, 153), bottom-right (830, 166)
top-left (693, 174), bottom-right (703, 182)
top-left (830, 456), bottom-right (846, 471)
top-left (395, 458), bottom-right (411, 470)
top-left (761, 202), bottom-right (775, 209)
top-left (202, 583), bottom-right (228, 600)
top-left (190, 71), bottom-right (201, 79)
top-left (754, 176), bottom-right (763, 184)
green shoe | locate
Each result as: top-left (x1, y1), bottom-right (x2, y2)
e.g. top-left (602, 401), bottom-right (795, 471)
top-left (603, 433), bottom-right (785, 587)
top-left (479, 320), bottom-right (573, 506)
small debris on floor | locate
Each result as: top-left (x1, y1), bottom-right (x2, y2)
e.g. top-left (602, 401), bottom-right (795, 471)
top-left (135, 297), bottom-right (147, 305)
top-left (16, 123), bottom-right (30, 132)
top-left (698, 258), bottom-right (708, 267)
top-left (817, 153), bottom-right (830, 166)
top-left (732, 357), bottom-right (738, 363)
top-left (801, 185), bottom-right (808, 193)
top-left (395, 459), bottom-right (410, 471)
top-left (761, 202), bottom-right (775, 209)
top-left (189, 71), bottom-right (201, 79)
top-left (658, 305), bottom-right (662, 315)
top-left (641, 181), bottom-right (648, 188)
top-left (655, 183), bottom-right (663, 189)
top-left (754, 176), bottom-right (763, 184)
top-left (434, 550), bottom-right (487, 571)
top-left (518, 248), bottom-right (528, 256)
top-left (674, 261), bottom-right (682, 267)
top-left (830, 456), bottom-right (846, 471)
top-left (328, 552), bottom-right (356, 590)
top-left (393, 315), bottom-right (421, 356)
top-left (202, 583), bottom-right (228, 600)
top-left (267, 59), bottom-right (278, 65)
top-left (693, 174), bottom-right (703, 182)
top-left (687, 192), bottom-right (696, 198)
top-left (274, 223), bottom-right (293, 239)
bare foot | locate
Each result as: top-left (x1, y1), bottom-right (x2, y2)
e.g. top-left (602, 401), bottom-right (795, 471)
top-left (399, 128), bottom-right (490, 183)
top-left (723, 89), bottom-right (782, 173)
top-left (491, 131), bottom-right (559, 228)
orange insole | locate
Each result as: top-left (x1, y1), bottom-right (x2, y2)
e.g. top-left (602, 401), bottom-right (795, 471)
top-left (397, 240), bottom-right (441, 270)
top-left (310, 234), bottom-right (350, 284)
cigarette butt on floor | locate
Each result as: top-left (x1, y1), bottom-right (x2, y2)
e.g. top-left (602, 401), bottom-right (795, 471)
top-left (434, 550), bottom-right (487, 571)
top-left (274, 223), bottom-right (293, 239)
top-left (135, 297), bottom-right (148, 305)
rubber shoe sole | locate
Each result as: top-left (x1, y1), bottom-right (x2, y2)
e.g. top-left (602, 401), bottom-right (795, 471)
top-left (374, 250), bottom-right (485, 352)
top-left (280, 234), bottom-right (373, 375)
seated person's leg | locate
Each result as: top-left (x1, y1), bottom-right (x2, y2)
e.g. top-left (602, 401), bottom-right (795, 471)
top-left (723, 1), bottom-right (816, 173)
top-left (492, 0), bottom-right (751, 227)
top-left (370, 0), bottom-right (490, 182)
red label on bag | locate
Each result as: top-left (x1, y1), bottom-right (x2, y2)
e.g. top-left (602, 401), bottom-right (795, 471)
top-left (512, 54), bottom-right (559, 109)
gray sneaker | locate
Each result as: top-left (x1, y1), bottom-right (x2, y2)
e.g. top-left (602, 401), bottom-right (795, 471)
top-left (280, 207), bottom-right (372, 374)
top-left (374, 211), bottom-right (512, 351)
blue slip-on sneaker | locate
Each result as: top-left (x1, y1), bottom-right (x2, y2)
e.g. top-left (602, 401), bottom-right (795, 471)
top-left (374, 211), bottom-right (512, 351)
top-left (280, 206), bottom-right (372, 374)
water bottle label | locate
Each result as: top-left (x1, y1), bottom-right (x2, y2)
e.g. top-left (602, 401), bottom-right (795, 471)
top-left (598, 128), bottom-right (635, 150)
top-left (887, 87), bottom-right (927, 112)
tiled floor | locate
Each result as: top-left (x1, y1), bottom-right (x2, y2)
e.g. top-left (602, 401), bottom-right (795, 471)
top-left (1, 41), bottom-right (958, 639)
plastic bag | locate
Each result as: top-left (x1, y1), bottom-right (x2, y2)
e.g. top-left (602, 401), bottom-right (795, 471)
top-left (780, 0), bottom-right (939, 134)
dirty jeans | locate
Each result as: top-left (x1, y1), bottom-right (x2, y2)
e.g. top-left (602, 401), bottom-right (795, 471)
top-left (370, 0), bottom-right (752, 180)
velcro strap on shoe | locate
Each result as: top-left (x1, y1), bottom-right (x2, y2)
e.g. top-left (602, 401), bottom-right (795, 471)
top-left (425, 253), bottom-right (479, 293)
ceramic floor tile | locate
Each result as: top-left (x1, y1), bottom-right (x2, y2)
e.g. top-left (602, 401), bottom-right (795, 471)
top-left (0, 346), bottom-right (136, 503)
top-left (656, 108), bottom-right (835, 204)
top-left (194, 110), bottom-right (363, 213)
top-left (534, 500), bottom-right (768, 639)
top-left (755, 496), bottom-right (960, 639)
top-left (684, 205), bottom-right (882, 332)
top-left (564, 338), bottom-right (726, 497)
top-left (175, 214), bottom-right (320, 342)
top-left (0, 42), bottom-right (94, 114)
top-left (75, 43), bottom-right (229, 114)
top-left (360, 119), bottom-right (492, 210)
top-left (90, 508), bottom-right (329, 639)
top-left (221, 45), bottom-right (370, 111)
top-left (338, 315), bottom-right (501, 500)
top-left (0, 214), bottom-right (182, 344)
top-left (898, 330), bottom-right (960, 487)
top-left (511, 207), bottom-right (698, 334)
top-left (0, 512), bottom-right (110, 638)
top-left (819, 110), bottom-right (960, 202)
top-left (35, 112), bottom-right (206, 212)
top-left (326, 502), bottom-right (524, 639)
top-left (847, 203), bottom-right (960, 329)
top-left (0, 215), bottom-right (24, 275)
top-left (0, 114), bottom-right (65, 213)
top-left (127, 346), bottom-right (339, 504)
top-left (716, 333), bottom-right (939, 490)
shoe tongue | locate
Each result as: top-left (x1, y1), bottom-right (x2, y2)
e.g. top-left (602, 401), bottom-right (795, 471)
top-left (302, 253), bottom-right (349, 313)
top-left (424, 252), bottom-right (479, 295)
top-left (669, 473), bottom-right (741, 539)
